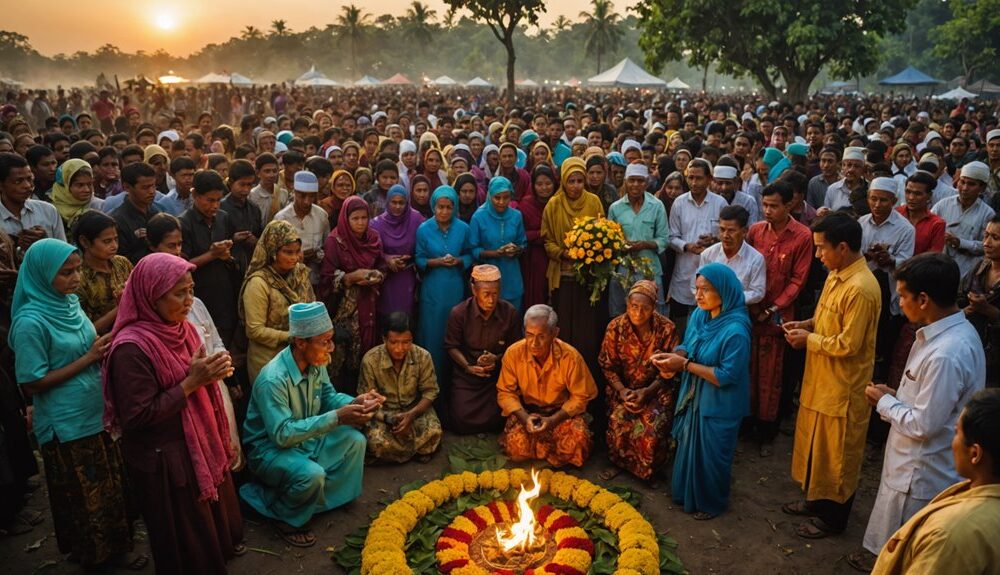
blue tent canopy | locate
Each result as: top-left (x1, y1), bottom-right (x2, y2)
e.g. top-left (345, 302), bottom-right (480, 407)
top-left (879, 66), bottom-right (942, 86)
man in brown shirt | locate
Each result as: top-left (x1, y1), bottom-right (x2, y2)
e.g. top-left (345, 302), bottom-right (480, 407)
top-left (444, 264), bottom-right (521, 434)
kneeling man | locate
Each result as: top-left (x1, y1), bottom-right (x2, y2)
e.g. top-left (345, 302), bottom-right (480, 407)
top-left (241, 302), bottom-right (384, 547)
top-left (359, 312), bottom-right (443, 463)
top-left (497, 304), bottom-right (598, 467)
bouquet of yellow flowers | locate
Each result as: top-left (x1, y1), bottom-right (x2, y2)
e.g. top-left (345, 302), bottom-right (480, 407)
top-left (563, 216), bottom-right (654, 305)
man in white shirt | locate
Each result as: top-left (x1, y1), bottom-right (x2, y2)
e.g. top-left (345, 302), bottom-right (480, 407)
top-left (668, 158), bottom-right (728, 327)
top-left (274, 171), bottom-right (330, 286)
top-left (397, 139), bottom-right (418, 191)
top-left (847, 253), bottom-right (986, 572)
top-left (0, 152), bottom-right (66, 247)
top-left (697, 204), bottom-right (766, 305)
top-left (822, 147), bottom-right (868, 215)
top-left (249, 153), bottom-right (288, 226)
top-left (712, 162), bottom-right (761, 226)
top-left (931, 161), bottom-right (996, 279)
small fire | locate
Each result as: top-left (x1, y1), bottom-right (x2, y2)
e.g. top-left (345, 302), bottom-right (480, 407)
top-left (497, 469), bottom-right (542, 553)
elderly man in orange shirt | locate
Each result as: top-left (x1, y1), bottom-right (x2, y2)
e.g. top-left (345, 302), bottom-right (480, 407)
top-left (496, 304), bottom-right (598, 467)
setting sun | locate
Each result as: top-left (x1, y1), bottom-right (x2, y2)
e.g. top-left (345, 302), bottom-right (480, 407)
top-left (153, 10), bottom-right (177, 31)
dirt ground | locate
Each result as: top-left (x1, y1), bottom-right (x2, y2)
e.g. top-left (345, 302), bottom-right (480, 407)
top-left (0, 427), bottom-right (886, 575)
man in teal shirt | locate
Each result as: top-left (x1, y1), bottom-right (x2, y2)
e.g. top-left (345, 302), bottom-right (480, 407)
top-left (241, 302), bottom-right (384, 547)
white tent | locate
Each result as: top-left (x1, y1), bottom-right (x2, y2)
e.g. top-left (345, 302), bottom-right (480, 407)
top-left (517, 79), bottom-right (539, 88)
top-left (195, 72), bottom-right (231, 84)
top-left (588, 58), bottom-right (666, 88)
top-left (296, 65), bottom-right (324, 83)
top-left (229, 73), bottom-right (254, 86)
top-left (934, 87), bottom-right (978, 100)
top-left (430, 75), bottom-right (458, 86)
top-left (354, 75), bottom-right (381, 86)
top-left (466, 77), bottom-right (492, 87)
top-left (666, 77), bottom-right (690, 90)
top-left (297, 76), bottom-right (340, 87)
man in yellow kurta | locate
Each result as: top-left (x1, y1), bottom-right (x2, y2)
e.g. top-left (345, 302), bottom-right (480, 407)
top-left (872, 389), bottom-right (1000, 574)
top-left (496, 304), bottom-right (598, 468)
top-left (783, 212), bottom-right (881, 538)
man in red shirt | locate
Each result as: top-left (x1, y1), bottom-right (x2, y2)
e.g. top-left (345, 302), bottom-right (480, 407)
top-left (90, 90), bottom-right (116, 133)
top-left (898, 171), bottom-right (945, 255)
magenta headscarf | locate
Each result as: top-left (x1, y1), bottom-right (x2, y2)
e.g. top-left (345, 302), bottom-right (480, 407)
top-left (102, 253), bottom-right (232, 501)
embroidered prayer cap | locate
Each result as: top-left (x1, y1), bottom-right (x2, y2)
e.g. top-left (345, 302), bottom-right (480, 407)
top-left (288, 302), bottom-right (333, 339)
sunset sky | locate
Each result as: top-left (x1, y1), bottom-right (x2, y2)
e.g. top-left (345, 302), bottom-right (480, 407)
top-left (5, 0), bottom-right (637, 57)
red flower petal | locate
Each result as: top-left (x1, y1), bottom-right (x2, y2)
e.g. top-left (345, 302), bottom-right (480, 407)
top-left (557, 537), bottom-right (595, 555)
top-left (463, 509), bottom-right (488, 530)
top-left (486, 501), bottom-right (505, 523)
top-left (536, 505), bottom-right (554, 524)
top-left (435, 540), bottom-right (454, 551)
top-left (543, 564), bottom-right (586, 575)
top-left (440, 558), bottom-right (470, 573)
top-left (548, 516), bottom-right (578, 533)
top-left (441, 528), bottom-right (473, 544)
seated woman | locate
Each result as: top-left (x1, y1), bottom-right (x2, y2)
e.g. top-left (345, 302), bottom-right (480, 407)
top-left (239, 220), bottom-right (316, 382)
top-left (358, 312), bottom-right (442, 463)
top-left (10, 239), bottom-right (144, 570)
top-left (105, 253), bottom-right (244, 573)
top-left (598, 280), bottom-right (680, 484)
top-left (469, 176), bottom-right (527, 310)
top-left (370, 184), bottom-right (422, 319)
top-left (496, 304), bottom-right (598, 468)
top-left (320, 196), bottom-right (386, 386)
top-left (73, 210), bottom-right (133, 334)
top-left (652, 263), bottom-right (752, 520)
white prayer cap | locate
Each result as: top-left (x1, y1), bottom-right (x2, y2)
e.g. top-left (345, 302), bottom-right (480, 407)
top-left (741, 112), bottom-right (754, 122)
top-left (323, 145), bottom-right (342, 159)
top-left (293, 170), bottom-right (319, 193)
top-left (923, 131), bottom-right (942, 144)
top-left (621, 139), bottom-right (642, 154)
top-left (987, 129), bottom-right (1000, 143)
top-left (870, 177), bottom-right (897, 193)
top-left (843, 147), bottom-right (866, 162)
top-left (713, 165), bottom-right (738, 180)
top-left (571, 136), bottom-right (588, 146)
top-left (880, 121), bottom-right (894, 131)
top-left (917, 111), bottom-right (930, 120)
top-left (961, 161), bottom-right (991, 183)
top-left (399, 140), bottom-right (417, 154)
top-left (274, 141), bottom-right (288, 153)
top-left (624, 163), bottom-right (649, 180)
top-left (157, 130), bottom-right (180, 142)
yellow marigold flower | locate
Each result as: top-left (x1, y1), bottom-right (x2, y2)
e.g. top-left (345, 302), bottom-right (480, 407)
top-left (571, 480), bottom-right (602, 508)
top-left (585, 257), bottom-right (594, 264)
top-left (436, 547), bottom-right (468, 564)
top-left (593, 241), bottom-right (603, 250)
top-left (420, 480), bottom-right (451, 506)
top-left (585, 224), bottom-right (593, 231)
top-left (595, 255), bottom-right (604, 263)
top-left (603, 248), bottom-right (613, 259)
top-left (382, 502), bottom-right (419, 531)
top-left (588, 490), bottom-right (623, 515)
top-left (491, 469), bottom-right (510, 492)
top-left (461, 471), bottom-right (479, 493)
top-left (550, 472), bottom-right (579, 500)
top-left (443, 474), bottom-right (465, 498)
top-left (509, 468), bottom-right (528, 488)
top-left (619, 531), bottom-right (659, 554)
top-left (369, 557), bottom-right (412, 575)
top-left (538, 468), bottom-right (554, 493)
top-left (618, 548), bottom-right (659, 574)
top-left (451, 515), bottom-right (478, 535)
top-left (610, 569), bottom-right (643, 575)
top-left (552, 548), bottom-right (593, 571)
top-left (477, 470), bottom-right (494, 490)
top-left (401, 490), bottom-right (435, 516)
top-left (604, 502), bottom-right (641, 531)
top-left (361, 550), bottom-right (406, 575)
top-left (436, 537), bottom-right (469, 552)
top-left (554, 526), bottom-right (589, 543)
top-left (619, 519), bottom-right (657, 540)
top-left (543, 508), bottom-right (568, 530)
top-left (453, 564), bottom-right (491, 575)
top-left (471, 505), bottom-right (494, 526)
top-left (495, 500), bottom-right (512, 523)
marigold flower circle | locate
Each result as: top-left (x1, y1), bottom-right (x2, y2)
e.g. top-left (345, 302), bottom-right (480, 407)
top-left (358, 468), bottom-right (660, 575)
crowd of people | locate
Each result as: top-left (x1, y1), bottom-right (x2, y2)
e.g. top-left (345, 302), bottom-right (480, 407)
top-left (0, 83), bottom-right (999, 574)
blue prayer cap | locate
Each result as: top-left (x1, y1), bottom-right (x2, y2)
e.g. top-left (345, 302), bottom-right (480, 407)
top-left (607, 152), bottom-right (627, 167)
top-left (293, 170), bottom-right (319, 193)
top-left (288, 302), bottom-right (332, 339)
top-left (786, 143), bottom-right (809, 158)
top-left (276, 130), bottom-right (294, 145)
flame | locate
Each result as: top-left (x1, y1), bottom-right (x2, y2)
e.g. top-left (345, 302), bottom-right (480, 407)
top-left (497, 469), bottom-right (542, 553)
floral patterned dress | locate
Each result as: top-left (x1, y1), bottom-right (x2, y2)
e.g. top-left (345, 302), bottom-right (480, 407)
top-left (598, 312), bottom-right (679, 479)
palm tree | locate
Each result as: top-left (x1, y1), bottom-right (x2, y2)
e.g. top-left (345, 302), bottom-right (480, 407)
top-left (241, 25), bottom-right (263, 40)
top-left (580, 0), bottom-right (623, 73)
top-left (553, 15), bottom-right (572, 33)
top-left (404, 1), bottom-right (437, 46)
top-left (336, 4), bottom-right (372, 74)
top-left (270, 19), bottom-right (289, 37)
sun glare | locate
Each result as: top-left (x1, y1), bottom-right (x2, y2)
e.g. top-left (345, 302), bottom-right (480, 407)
top-left (154, 10), bottom-right (178, 31)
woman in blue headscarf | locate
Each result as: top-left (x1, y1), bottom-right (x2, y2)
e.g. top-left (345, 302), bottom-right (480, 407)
top-left (415, 186), bottom-right (472, 405)
top-left (653, 262), bottom-right (751, 520)
top-left (469, 176), bottom-right (528, 310)
top-left (9, 239), bottom-right (145, 569)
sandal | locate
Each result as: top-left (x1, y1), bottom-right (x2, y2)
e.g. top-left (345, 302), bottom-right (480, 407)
top-left (795, 518), bottom-right (833, 539)
top-left (113, 552), bottom-right (150, 571)
top-left (598, 468), bottom-right (621, 482)
top-left (845, 550), bottom-right (877, 572)
top-left (273, 520), bottom-right (316, 548)
top-left (692, 512), bottom-right (717, 521)
top-left (781, 500), bottom-right (816, 517)
top-left (233, 543), bottom-right (247, 556)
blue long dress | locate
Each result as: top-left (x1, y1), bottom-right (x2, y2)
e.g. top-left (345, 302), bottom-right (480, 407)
top-left (415, 186), bottom-right (473, 389)
top-left (469, 176), bottom-right (528, 310)
top-left (670, 262), bottom-right (752, 517)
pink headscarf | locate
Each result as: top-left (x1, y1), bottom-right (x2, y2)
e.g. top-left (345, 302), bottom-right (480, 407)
top-left (102, 253), bottom-right (232, 501)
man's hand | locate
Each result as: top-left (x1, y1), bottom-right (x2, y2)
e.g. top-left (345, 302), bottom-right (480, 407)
top-left (967, 292), bottom-right (1000, 319)
top-left (391, 411), bottom-right (416, 435)
top-left (354, 390), bottom-right (386, 413)
top-left (467, 364), bottom-right (489, 377)
top-left (336, 404), bottom-right (373, 427)
top-left (865, 382), bottom-right (896, 406)
top-left (210, 240), bottom-right (233, 260)
top-left (784, 328), bottom-right (810, 349)
top-left (944, 232), bottom-right (960, 249)
top-left (624, 386), bottom-right (653, 413)
top-left (525, 414), bottom-right (546, 434)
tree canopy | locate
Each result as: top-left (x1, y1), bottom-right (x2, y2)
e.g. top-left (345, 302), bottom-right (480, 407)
top-left (931, 0), bottom-right (1000, 84)
top-left (635, 0), bottom-right (918, 101)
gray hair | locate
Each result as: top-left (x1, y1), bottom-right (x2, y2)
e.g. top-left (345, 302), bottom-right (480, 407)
top-left (523, 304), bottom-right (558, 330)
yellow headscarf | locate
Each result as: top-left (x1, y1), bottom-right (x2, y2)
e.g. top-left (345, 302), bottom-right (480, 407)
top-left (51, 159), bottom-right (94, 228)
top-left (540, 157), bottom-right (604, 292)
top-left (143, 144), bottom-right (169, 164)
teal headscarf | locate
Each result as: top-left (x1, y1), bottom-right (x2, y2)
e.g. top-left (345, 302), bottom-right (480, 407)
top-left (10, 238), bottom-right (91, 342)
top-left (481, 176), bottom-right (515, 221)
top-left (763, 147), bottom-right (790, 182)
top-left (683, 262), bottom-right (751, 358)
top-left (430, 185), bottom-right (459, 222)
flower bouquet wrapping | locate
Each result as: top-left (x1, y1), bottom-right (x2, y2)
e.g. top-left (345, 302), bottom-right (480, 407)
top-left (563, 216), bottom-right (654, 305)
